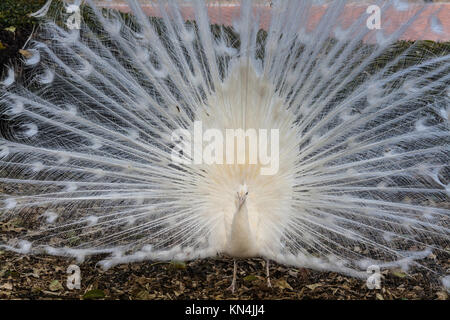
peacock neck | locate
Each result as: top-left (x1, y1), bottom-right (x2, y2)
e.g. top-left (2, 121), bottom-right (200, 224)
top-left (232, 200), bottom-right (249, 230)
top-left (226, 199), bottom-right (257, 257)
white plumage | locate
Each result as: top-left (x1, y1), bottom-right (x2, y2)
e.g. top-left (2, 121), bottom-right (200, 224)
top-left (0, 0), bottom-right (449, 292)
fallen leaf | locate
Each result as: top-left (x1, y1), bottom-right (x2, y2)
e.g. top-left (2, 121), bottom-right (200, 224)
top-left (376, 293), bottom-right (384, 300)
top-left (1, 222), bottom-right (24, 233)
top-left (0, 283), bottom-right (13, 290)
top-left (5, 270), bottom-right (20, 278)
top-left (25, 268), bottom-right (40, 279)
top-left (169, 261), bottom-right (186, 270)
top-left (53, 266), bottom-right (65, 273)
top-left (41, 290), bottom-right (61, 296)
top-left (4, 26), bottom-right (16, 33)
top-left (83, 289), bottom-right (105, 300)
top-left (0, 42), bottom-right (5, 50)
top-left (276, 279), bottom-right (293, 290)
top-left (243, 275), bottom-right (258, 282)
top-left (31, 286), bottom-right (42, 294)
top-left (135, 290), bottom-right (152, 300)
top-left (436, 291), bottom-right (448, 300)
top-left (306, 283), bottom-right (322, 290)
top-left (19, 49), bottom-right (33, 58)
top-left (392, 270), bottom-right (407, 278)
top-left (49, 280), bottom-right (63, 292)
top-left (288, 270), bottom-right (298, 278)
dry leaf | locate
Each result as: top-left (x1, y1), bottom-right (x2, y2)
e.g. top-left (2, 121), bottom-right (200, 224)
top-left (0, 283), bottom-right (13, 290)
top-left (49, 280), bottom-right (63, 292)
top-left (436, 291), bottom-right (448, 300)
top-left (243, 275), bottom-right (258, 282)
top-left (306, 283), bottom-right (322, 290)
top-left (135, 290), bottom-right (152, 300)
top-left (83, 289), bottom-right (105, 300)
top-left (276, 279), bottom-right (293, 290)
top-left (392, 270), bottom-right (407, 278)
top-left (1, 222), bottom-right (25, 233)
top-left (4, 26), bottom-right (16, 33)
top-left (169, 261), bottom-right (186, 270)
top-left (19, 49), bottom-right (33, 58)
top-left (288, 270), bottom-right (298, 278)
top-left (25, 268), bottom-right (40, 279)
top-left (41, 290), bottom-right (61, 296)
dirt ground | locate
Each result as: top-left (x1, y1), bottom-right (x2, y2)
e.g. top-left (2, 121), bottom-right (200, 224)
top-left (0, 249), bottom-right (449, 300)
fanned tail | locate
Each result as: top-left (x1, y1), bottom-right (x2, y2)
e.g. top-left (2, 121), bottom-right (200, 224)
top-left (0, 1), bottom-right (448, 288)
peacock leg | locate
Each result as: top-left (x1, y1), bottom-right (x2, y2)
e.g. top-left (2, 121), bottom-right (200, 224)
top-left (228, 259), bottom-right (237, 293)
top-left (265, 259), bottom-right (272, 288)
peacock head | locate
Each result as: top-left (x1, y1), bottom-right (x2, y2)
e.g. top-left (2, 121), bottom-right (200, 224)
top-left (236, 184), bottom-right (249, 207)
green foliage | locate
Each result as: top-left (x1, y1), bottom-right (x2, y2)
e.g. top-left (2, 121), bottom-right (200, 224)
top-left (0, 0), bottom-right (48, 29)
top-left (169, 261), bottom-right (187, 270)
top-left (83, 289), bottom-right (106, 300)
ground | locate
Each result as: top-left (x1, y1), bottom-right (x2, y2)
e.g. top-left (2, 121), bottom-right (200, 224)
top-left (0, 250), bottom-right (448, 300)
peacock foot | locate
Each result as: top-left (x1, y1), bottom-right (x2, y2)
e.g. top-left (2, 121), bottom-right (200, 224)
top-left (227, 282), bottom-right (236, 293)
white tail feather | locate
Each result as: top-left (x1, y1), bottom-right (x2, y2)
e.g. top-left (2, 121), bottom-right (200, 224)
top-left (0, 0), bottom-right (449, 288)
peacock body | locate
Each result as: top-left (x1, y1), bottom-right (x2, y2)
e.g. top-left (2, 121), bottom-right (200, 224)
top-left (0, 0), bottom-right (449, 291)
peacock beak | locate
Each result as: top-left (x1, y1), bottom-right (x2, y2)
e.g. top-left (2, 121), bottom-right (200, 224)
top-left (237, 190), bottom-right (248, 208)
